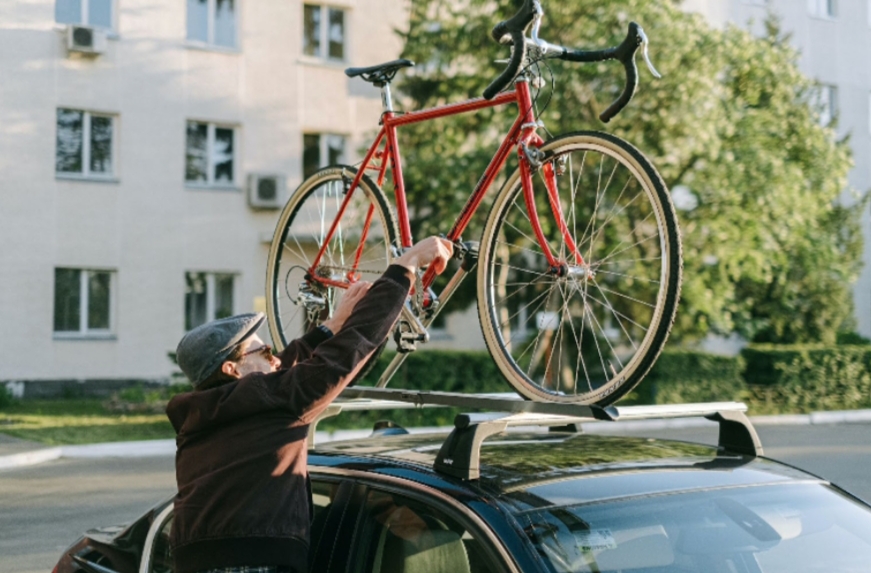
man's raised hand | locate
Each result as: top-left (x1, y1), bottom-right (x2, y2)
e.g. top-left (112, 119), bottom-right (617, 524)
top-left (394, 236), bottom-right (454, 275)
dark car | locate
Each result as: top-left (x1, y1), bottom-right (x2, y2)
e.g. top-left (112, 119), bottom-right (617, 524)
top-left (54, 401), bottom-right (871, 573)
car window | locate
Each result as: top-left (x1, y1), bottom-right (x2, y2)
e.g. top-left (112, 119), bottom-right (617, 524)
top-left (517, 482), bottom-right (871, 573)
top-left (351, 487), bottom-right (502, 573)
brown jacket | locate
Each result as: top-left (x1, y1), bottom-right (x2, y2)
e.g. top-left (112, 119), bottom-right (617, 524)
top-left (166, 265), bottom-right (411, 573)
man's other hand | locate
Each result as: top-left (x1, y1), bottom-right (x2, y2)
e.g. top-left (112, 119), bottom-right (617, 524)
top-left (394, 236), bottom-right (454, 275)
top-left (322, 280), bottom-right (372, 333)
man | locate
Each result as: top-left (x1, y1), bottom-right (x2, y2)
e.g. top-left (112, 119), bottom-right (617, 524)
top-left (167, 237), bottom-right (453, 573)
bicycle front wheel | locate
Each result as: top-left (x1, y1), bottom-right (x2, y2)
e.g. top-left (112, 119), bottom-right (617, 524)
top-left (266, 166), bottom-right (398, 351)
top-left (478, 132), bottom-right (682, 405)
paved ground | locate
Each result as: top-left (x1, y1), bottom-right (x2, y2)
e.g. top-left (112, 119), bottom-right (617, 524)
top-left (0, 433), bottom-right (47, 456)
top-left (0, 456), bottom-right (176, 573)
top-left (2, 419), bottom-right (871, 573)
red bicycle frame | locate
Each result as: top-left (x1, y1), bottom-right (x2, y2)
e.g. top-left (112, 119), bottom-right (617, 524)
top-left (309, 78), bottom-right (585, 292)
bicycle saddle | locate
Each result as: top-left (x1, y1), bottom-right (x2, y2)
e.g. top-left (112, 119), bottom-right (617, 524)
top-left (345, 59), bottom-right (415, 86)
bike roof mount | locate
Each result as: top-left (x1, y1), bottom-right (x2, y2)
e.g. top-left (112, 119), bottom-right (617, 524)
top-left (315, 387), bottom-right (764, 480)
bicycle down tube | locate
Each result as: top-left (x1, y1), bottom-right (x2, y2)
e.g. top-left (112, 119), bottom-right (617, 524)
top-left (307, 79), bottom-right (583, 294)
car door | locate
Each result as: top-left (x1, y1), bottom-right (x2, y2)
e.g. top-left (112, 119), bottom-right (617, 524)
top-left (138, 475), bottom-right (357, 573)
top-left (342, 480), bottom-right (520, 573)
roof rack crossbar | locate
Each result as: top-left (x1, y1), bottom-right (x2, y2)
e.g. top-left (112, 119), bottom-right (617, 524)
top-left (339, 387), bottom-right (611, 419)
top-left (307, 397), bottom-right (444, 449)
top-left (432, 402), bottom-right (762, 480)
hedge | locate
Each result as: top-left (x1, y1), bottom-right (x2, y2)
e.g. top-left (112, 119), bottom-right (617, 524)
top-left (322, 344), bottom-right (871, 427)
top-left (741, 344), bottom-right (871, 386)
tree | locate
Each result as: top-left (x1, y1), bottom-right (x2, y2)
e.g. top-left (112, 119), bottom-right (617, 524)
top-left (391, 0), bottom-right (863, 344)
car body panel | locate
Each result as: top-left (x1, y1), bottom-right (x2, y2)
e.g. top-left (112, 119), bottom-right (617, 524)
top-left (54, 430), bottom-right (871, 573)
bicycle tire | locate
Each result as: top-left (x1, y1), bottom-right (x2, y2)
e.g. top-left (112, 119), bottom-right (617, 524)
top-left (266, 166), bottom-right (399, 358)
top-left (477, 132), bottom-right (682, 405)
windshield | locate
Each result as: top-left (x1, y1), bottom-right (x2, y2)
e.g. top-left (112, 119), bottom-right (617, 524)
top-left (517, 482), bottom-right (871, 573)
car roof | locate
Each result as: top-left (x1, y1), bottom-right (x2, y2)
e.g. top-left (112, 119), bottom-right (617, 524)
top-left (312, 430), bottom-right (819, 513)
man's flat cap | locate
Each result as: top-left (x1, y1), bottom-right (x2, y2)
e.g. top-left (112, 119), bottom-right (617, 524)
top-left (176, 312), bottom-right (266, 387)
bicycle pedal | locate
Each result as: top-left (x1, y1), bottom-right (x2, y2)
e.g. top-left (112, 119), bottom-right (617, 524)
top-left (394, 330), bottom-right (426, 353)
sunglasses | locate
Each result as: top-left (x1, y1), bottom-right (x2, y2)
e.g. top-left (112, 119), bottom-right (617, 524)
top-left (241, 343), bottom-right (273, 360)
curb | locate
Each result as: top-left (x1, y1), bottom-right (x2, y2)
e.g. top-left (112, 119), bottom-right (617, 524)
top-left (3, 409), bottom-right (871, 470)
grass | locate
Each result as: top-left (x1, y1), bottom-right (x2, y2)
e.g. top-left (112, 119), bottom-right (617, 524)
top-left (0, 398), bottom-right (176, 445)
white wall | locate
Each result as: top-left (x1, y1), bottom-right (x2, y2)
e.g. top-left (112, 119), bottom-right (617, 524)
top-left (0, 0), bottom-right (407, 381)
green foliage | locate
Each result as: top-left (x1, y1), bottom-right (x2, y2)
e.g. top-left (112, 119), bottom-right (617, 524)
top-left (0, 386), bottom-right (13, 410)
top-left (741, 344), bottom-right (871, 385)
top-left (395, 0), bottom-right (863, 343)
top-left (837, 331), bottom-right (871, 345)
top-left (633, 349), bottom-right (746, 404)
top-left (747, 350), bottom-right (871, 414)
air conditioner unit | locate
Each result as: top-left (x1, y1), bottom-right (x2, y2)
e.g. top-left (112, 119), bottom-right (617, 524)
top-left (66, 25), bottom-right (108, 55)
top-left (247, 174), bottom-right (287, 209)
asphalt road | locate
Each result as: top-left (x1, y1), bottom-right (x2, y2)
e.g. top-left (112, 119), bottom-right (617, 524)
top-left (1, 423), bottom-right (870, 573)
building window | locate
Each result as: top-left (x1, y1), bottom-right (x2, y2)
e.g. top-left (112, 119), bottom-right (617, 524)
top-left (55, 0), bottom-right (114, 29)
top-left (303, 133), bottom-right (345, 178)
top-left (56, 109), bottom-right (114, 178)
top-left (187, 0), bottom-right (237, 48)
top-left (808, 0), bottom-right (836, 18)
top-left (185, 272), bottom-right (235, 330)
top-left (815, 84), bottom-right (838, 126)
top-left (185, 121), bottom-right (235, 186)
top-left (54, 268), bottom-right (115, 335)
top-left (303, 4), bottom-right (346, 61)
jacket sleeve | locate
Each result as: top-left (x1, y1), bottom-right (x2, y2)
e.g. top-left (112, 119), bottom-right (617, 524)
top-left (263, 265), bottom-right (412, 424)
top-left (275, 327), bottom-right (333, 369)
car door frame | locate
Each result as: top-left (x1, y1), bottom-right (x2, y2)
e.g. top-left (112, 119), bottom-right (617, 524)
top-left (313, 466), bottom-right (525, 573)
top-left (136, 475), bottom-right (361, 573)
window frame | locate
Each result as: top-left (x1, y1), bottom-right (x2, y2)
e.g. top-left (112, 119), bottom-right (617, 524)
top-left (55, 108), bottom-right (117, 181)
top-left (184, 271), bottom-right (237, 331)
top-left (302, 132), bottom-right (347, 179)
top-left (808, 0), bottom-right (837, 19)
top-left (301, 3), bottom-right (348, 63)
top-left (816, 83), bottom-right (838, 126)
top-left (53, 267), bottom-right (117, 339)
top-left (55, 0), bottom-right (117, 32)
top-left (186, 0), bottom-right (239, 50)
top-left (329, 471), bottom-right (519, 573)
top-left (184, 121), bottom-right (239, 189)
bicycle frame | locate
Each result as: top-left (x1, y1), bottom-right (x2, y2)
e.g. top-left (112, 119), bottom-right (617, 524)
top-left (309, 77), bottom-right (586, 294)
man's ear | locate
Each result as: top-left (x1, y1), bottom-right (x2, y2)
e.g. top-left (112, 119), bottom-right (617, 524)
top-left (220, 360), bottom-right (240, 378)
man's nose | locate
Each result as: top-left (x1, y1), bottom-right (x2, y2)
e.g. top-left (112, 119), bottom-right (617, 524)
top-left (271, 354), bottom-right (282, 369)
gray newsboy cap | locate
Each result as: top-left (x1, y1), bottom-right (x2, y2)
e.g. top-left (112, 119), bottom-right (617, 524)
top-left (176, 312), bottom-right (266, 387)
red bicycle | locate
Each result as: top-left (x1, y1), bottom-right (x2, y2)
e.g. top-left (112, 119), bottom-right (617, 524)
top-left (266, 0), bottom-right (682, 406)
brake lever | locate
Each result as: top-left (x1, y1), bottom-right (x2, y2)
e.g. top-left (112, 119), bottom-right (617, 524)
top-left (637, 27), bottom-right (661, 79)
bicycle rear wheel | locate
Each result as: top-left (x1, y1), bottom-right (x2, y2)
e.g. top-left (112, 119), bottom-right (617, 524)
top-left (266, 166), bottom-right (398, 351)
top-left (478, 132), bottom-right (682, 405)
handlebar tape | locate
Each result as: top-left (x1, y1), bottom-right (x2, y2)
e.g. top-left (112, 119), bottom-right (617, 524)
top-left (483, 30), bottom-right (527, 100)
top-left (560, 22), bottom-right (644, 123)
top-left (483, 0), bottom-right (537, 99)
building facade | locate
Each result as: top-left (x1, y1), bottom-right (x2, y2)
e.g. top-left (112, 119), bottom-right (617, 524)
top-left (683, 0), bottom-right (871, 338)
top-left (0, 0), bottom-right (408, 390)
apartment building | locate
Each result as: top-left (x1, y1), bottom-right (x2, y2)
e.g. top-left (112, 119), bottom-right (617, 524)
top-left (0, 0), bottom-right (407, 391)
top-left (683, 0), bottom-right (871, 338)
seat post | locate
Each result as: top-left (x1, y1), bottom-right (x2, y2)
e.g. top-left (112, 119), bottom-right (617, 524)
top-left (380, 83), bottom-right (394, 113)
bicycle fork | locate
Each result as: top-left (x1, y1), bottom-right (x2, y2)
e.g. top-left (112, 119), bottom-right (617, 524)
top-left (518, 141), bottom-right (592, 281)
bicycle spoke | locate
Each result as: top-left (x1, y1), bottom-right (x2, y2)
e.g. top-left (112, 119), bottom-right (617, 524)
top-left (593, 281), bottom-right (656, 309)
top-left (594, 268), bottom-right (660, 284)
top-left (584, 291), bottom-right (650, 333)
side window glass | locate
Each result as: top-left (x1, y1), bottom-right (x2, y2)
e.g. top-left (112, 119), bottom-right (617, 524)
top-left (353, 488), bottom-right (502, 573)
top-left (310, 479), bottom-right (341, 552)
top-left (149, 513), bottom-right (173, 573)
